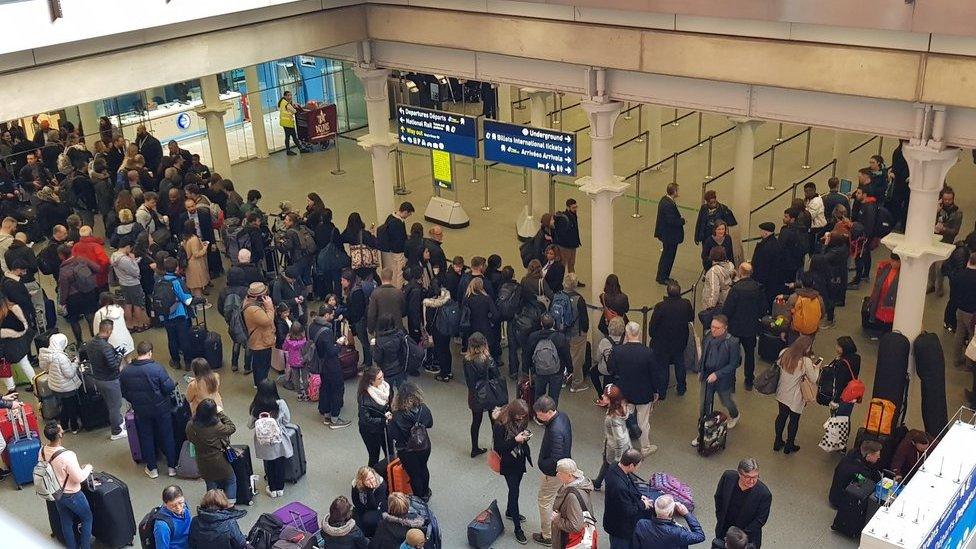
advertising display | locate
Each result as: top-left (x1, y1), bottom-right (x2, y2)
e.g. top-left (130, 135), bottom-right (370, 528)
top-left (923, 465), bottom-right (976, 548)
top-left (431, 150), bottom-right (453, 190)
top-left (396, 105), bottom-right (478, 158)
top-left (483, 120), bottom-right (576, 176)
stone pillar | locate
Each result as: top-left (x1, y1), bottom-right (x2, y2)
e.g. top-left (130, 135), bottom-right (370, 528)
top-left (77, 102), bottom-right (100, 151)
top-left (496, 84), bottom-right (513, 122)
top-left (354, 67), bottom-right (397, 223)
top-left (195, 74), bottom-right (233, 178)
top-left (647, 105), bottom-right (663, 169)
top-left (832, 130), bottom-right (857, 183)
top-left (527, 89), bottom-right (551, 219)
top-left (578, 100), bottom-right (627, 305)
top-left (244, 65), bottom-right (269, 159)
top-left (883, 144), bottom-right (959, 342)
top-left (729, 118), bottom-right (762, 261)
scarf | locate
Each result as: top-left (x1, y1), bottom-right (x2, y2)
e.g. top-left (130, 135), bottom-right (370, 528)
top-left (367, 381), bottom-right (391, 406)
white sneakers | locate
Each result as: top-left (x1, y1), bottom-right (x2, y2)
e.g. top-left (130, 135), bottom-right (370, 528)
top-left (727, 415), bottom-right (741, 429)
top-left (167, 467), bottom-right (177, 477)
top-left (265, 486), bottom-right (284, 498)
top-left (110, 428), bottom-right (128, 441)
top-left (642, 445), bottom-right (659, 456)
top-left (144, 467), bottom-right (159, 479)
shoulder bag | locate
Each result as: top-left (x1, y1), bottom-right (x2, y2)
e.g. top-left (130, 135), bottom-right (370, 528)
top-left (349, 232), bottom-right (380, 270)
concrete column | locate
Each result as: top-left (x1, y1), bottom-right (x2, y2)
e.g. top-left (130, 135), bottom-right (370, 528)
top-left (578, 100), bottom-right (627, 305)
top-left (496, 84), bottom-right (513, 122)
top-left (354, 67), bottom-right (397, 223)
top-left (832, 130), bottom-right (857, 183)
top-left (647, 105), bottom-right (663, 168)
top-left (244, 65), bottom-right (269, 159)
top-left (195, 74), bottom-right (233, 178)
top-left (527, 89), bottom-right (551, 220)
top-left (77, 102), bottom-right (99, 151)
top-left (728, 118), bottom-right (762, 261)
top-left (884, 144), bottom-right (959, 342)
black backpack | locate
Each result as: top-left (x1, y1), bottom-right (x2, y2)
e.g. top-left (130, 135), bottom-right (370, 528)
top-left (875, 206), bottom-right (894, 239)
top-left (138, 507), bottom-right (173, 549)
top-left (245, 512), bottom-right (284, 549)
top-left (152, 278), bottom-right (179, 320)
top-left (495, 282), bottom-right (521, 321)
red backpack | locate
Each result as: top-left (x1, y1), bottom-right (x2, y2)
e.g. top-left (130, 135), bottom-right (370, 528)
top-left (839, 359), bottom-right (865, 404)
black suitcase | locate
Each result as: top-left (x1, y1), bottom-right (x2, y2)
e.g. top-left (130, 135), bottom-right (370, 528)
top-left (874, 332), bottom-right (910, 422)
top-left (913, 332), bottom-right (949, 436)
top-left (47, 499), bottom-right (68, 545)
top-left (83, 471), bottom-right (137, 548)
top-left (189, 303), bottom-right (222, 368)
top-left (77, 372), bottom-right (110, 431)
top-left (831, 478), bottom-right (875, 538)
top-left (230, 444), bottom-right (256, 506)
top-left (172, 399), bottom-right (191, 451)
top-left (283, 423), bottom-right (307, 483)
top-left (204, 331), bottom-right (224, 370)
top-left (758, 331), bottom-right (785, 363)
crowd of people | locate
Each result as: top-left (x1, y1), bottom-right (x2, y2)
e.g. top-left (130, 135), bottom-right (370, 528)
top-left (0, 116), bottom-right (954, 549)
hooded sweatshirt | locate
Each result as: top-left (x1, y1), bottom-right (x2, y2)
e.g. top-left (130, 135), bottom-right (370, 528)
top-left (40, 333), bottom-right (81, 393)
top-left (319, 515), bottom-right (369, 549)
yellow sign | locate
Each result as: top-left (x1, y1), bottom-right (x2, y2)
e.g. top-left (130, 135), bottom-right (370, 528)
top-left (431, 149), bottom-right (453, 189)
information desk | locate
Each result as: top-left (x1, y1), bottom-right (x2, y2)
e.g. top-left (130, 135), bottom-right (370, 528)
top-left (118, 92), bottom-right (243, 144)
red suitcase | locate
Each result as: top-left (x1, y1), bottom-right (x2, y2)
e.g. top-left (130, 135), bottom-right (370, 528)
top-left (0, 403), bottom-right (38, 443)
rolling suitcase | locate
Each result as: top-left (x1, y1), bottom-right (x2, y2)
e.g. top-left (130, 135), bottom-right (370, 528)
top-left (697, 395), bottom-right (728, 457)
top-left (6, 408), bottom-right (41, 488)
top-left (47, 499), bottom-right (69, 544)
top-left (518, 372), bottom-right (535, 410)
top-left (0, 403), bottom-right (39, 469)
top-left (467, 499), bottom-right (504, 549)
top-left (172, 398), bottom-right (191, 451)
top-left (283, 423), bottom-right (307, 483)
top-left (76, 368), bottom-right (110, 431)
top-left (339, 344), bottom-right (359, 380)
top-left (188, 304), bottom-right (222, 367)
top-left (176, 440), bottom-right (200, 479)
top-left (83, 471), bottom-right (136, 548)
top-left (758, 329), bottom-right (786, 363)
top-left (831, 477), bottom-right (875, 538)
top-left (912, 332), bottom-right (949, 436)
top-left (33, 371), bottom-right (61, 421)
top-left (230, 444), bottom-right (256, 506)
top-left (125, 409), bottom-right (141, 463)
top-left (272, 501), bottom-right (318, 533)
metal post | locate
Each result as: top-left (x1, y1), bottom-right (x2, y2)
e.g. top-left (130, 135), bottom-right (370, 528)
top-left (877, 136), bottom-right (884, 156)
top-left (482, 164), bottom-right (491, 211)
top-left (765, 146), bottom-right (776, 190)
top-left (623, 102), bottom-right (632, 120)
top-left (515, 88), bottom-right (525, 110)
top-left (394, 148), bottom-right (411, 195)
top-left (548, 173), bottom-right (556, 214)
top-left (672, 108), bottom-right (679, 126)
top-left (776, 122), bottom-right (784, 142)
top-left (831, 159), bottom-right (837, 178)
top-left (452, 153), bottom-right (460, 204)
top-left (671, 152), bottom-right (678, 185)
top-left (635, 105), bottom-right (645, 143)
top-left (521, 167), bottom-right (528, 194)
top-left (432, 151), bottom-right (441, 198)
top-left (802, 127), bottom-right (812, 169)
top-left (553, 92), bottom-right (562, 126)
top-left (643, 132), bottom-right (650, 168)
top-left (470, 156), bottom-right (479, 183)
top-left (705, 136), bottom-right (714, 179)
top-left (330, 139), bottom-right (346, 175)
top-left (697, 111), bottom-right (703, 145)
top-left (631, 172), bottom-right (642, 218)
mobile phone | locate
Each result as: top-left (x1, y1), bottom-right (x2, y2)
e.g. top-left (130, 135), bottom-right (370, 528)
top-left (523, 431), bottom-right (533, 439)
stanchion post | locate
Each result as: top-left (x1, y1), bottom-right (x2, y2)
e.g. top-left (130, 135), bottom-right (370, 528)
top-left (765, 146), bottom-right (776, 190)
top-left (672, 108), bottom-right (679, 126)
top-left (521, 167), bottom-right (528, 194)
top-left (635, 105), bottom-right (645, 143)
top-left (548, 173), bottom-right (556, 214)
top-left (643, 132), bottom-right (650, 168)
top-left (631, 172), bottom-right (642, 218)
top-left (776, 122), bottom-right (784, 142)
top-left (394, 149), bottom-right (410, 195)
top-left (697, 111), bottom-right (703, 145)
top-left (640, 307), bottom-right (650, 345)
top-left (878, 136), bottom-right (884, 156)
top-left (482, 164), bottom-right (491, 211)
top-left (451, 154), bottom-right (460, 204)
top-left (623, 102), bottom-right (632, 120)
top-left (330, 139), bottom-right (346, 175)
top-left (705, 136), bottom-right (714, 179)
top-left (831, 159), bottom-right (837, 178)
top-left (802, 127), bottom-right (812, 169)
top-left (671, 152), bottom-right (678, 185)
top-left (470, 156), bottom-right (479, 183)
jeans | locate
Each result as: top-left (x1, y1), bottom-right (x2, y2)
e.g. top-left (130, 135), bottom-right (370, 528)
top-left (264, 456), bottom-right (288, 492)
top-left (360, 428), bottom-right (391, 468)
top-left (283, 127), bottom-right (299, 151)
top-left (317, 365), bottom-right (344, 418)
top-left (699, 380), bottom-right (739, 419)
top-left (774, 401), bottom-right (801, 446)
top-left (249, 348), bottom-right (272, 387)
top-left (657, 242), bottom-right (678, 283)
top-left (655, 347), bottom-right (686, 395)
top-left (946, 298), bottom-right (958, 330)
top-left (55, 390), bottom-right (82, 432)
top-left (163, 316), bottom-right (191, 366)
top-left (56, 491), bottom-right (93, 549)
top-left (92, 378), bottom-right (124, 435)
top-left (135, 410), bottom-right (177, 473)
top-left (535, 373), bottom-right (563, 406)
top-left (205, 476), bottom-right (238, 504)
top-left (400, 447), bottom-right (432, 498)
top-left (736, 335), bottom-right (757, 386)
top-left (503, 470), bottom-right (524, 530)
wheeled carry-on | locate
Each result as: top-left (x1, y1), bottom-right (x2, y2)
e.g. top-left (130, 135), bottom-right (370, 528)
top-left (283, 423), bottom-right (307, 483)
top-left (189, 302), bottom-right (224, 369)
top-left (83, 471), bottom-right (137, 548)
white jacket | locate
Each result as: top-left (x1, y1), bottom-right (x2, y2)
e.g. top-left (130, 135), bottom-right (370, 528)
top-left (92, 305), bottom-right (135, 356)
top-left (807, 195), bottom-right (827, 229)
top-left (40, 333), bottom-right (81, 393)
top-left (702, 261), bottom-right (736, 310)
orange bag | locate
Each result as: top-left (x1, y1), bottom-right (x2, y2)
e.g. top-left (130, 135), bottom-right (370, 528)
top-left (387, 457), bottom-right (413, 495)
top-left (864, 398), bottom-right (895, 435)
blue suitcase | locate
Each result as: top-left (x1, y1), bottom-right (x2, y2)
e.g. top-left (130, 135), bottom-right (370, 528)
top-left (7, 409), bottom-right (41, 489)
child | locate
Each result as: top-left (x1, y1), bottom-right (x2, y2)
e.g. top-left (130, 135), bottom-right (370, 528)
top-left (282, 321), bottom-right (309, 400)
top-left (324, 293), bottom-right (346, 334)
top-left (402, 528), bottom-right (426, 549)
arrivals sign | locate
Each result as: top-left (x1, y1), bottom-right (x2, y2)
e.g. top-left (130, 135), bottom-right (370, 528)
top-left (396, 105), bottom-right (478, 158)
top-left (303, 104), bottom-right (338, 142)
top-left (483, 120), bottom-right (576, 176)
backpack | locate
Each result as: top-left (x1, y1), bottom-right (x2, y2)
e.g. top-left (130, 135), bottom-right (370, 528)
top-left (550, 292), bottom-right (578, 333)
top-left (566, 488), bottom-right (598, 549)
top-left (360, 278), bottom-right (377, 301)
top-left (518, 239), bottom-right (534, 269)
top-left (532, 337), bottom-right (561, 376)
top-left (407, 416), bottom-right (431, 452)
top-left (224, 223), bottom-right (251, 264)
top-left (435, 300), bottom-right (461, 337)
top-left (224, 293), bottom-right (248, 345)
top-left (246, 512), bottom-right (285, 549)
top-left (37, 242), bottom-right (59, 276)
top-left (875, 206), bottom-right (894, 239)
top-left (138, 507), bottom-right (174, 549)
top-left (152, 277), bottom-right (179, 320)
top-left (33, 448), bottom-right (67, 501)
top-left (408, 495), bottom-right (442, 549)
top-left (790, 295), bottom-right (822, 335)
top-left (254, 412), bottom-right (283, 446)
top-left (495, 282), bottom-right (521, 321)
top-left (69, 260), bottom-right (97, 293)
top-left (294, 226), bottom-right (316, 255)
top-left (648, 472), bottom-right (695, 512)
top-left (459, 304), bottom-right (472, 332)
top-left (838, 359), bottom-right (865, 404)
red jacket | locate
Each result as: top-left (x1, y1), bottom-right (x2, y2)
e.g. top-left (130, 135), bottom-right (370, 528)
top-left (71, 236), bottom-right (110, 288)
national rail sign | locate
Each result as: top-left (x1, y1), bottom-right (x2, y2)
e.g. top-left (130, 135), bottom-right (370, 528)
top-left (396, 105), bottom-right (478, 158)
top-left (483, 120), bottom-right (576, 176)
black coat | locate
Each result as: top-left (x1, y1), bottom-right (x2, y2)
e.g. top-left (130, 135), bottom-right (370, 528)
top-left (36, 199), bottom-right (72, 237)
top-left (422, 238), bottom-right (446, 274)
top-left (654, 195), bottom-right (684, 245)
top-left (701, 236), bottom-right (735, 269)
top-left (829, 450), bottom-right (878, 508)
top-left (176, 208), bottom-right (216, 243)
top-left (377, 214), bottom-right (406, 253)
top-left (492, 421), bottom-right (532, 475)
top-left (373, 328), bottom-right (406, 379)
top-left (389, 404), bottom-right (433, 452)
top-left (187, 507), bottom-right (246, 549)
top-left (822, 191), bottom-right (850, 222)
top-left (714, 470), bottom-right (772, 548)
top-left (358, 391), bottom-right (392, 434)
top-left (136, 133), bottom-right (164, 175)
top-left (752, 234), bottom-right (785, 298)
top-left (722, 278), bottom-right (767, 338)
top-left (553, 210), bottom-right (581, 249)
top-left (603, 465), bottom-right (645, 540)
top-left (694, 203), bottom-right (737, 244)
top-left (648, 296), bottom-right (694, 354)
top-left (466, 293), bottom-right (498, 346)
top-left (544, 261), bottom-right (566, 294)
top-left (537, 411), bottom-right (572, 476)
top-left (523, 328), bottom-right (572, 377)
top-left (608, 341), bottom-right (664, 405)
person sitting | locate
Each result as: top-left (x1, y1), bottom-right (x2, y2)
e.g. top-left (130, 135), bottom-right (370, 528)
top-left (319, 495), bottom-right (370, 548)
top-left (632, 493), bottom-right (706, 549)
top-left (351, 466), bottom-right (388, 538)
top-left (829, 440), bottom-right (882, 508)
top-left (154, 485), bottom-right (193, 549)
top-left (890, 430), bottom-right (934, 482)
top-left (368, 491), bottom-right (427, 549)
top-left (187, 489), bottom-right (246, 549)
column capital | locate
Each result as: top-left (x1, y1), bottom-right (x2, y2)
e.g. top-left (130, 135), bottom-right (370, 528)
top-left (581, 100), bottom-right (623, 140)
top-left (903, 144), bottom-right (960, 193)
top-left (728, 117), bottom-right (762, 129)
top-left (353, 67), bottom-right (391, 101)
top-left (195, 103), bottom-right (231, 117)
top-left (576, 175), bottom-right (629, 199)
top-left (520, 87), bottom-right (550, 98)
top-left (881, 233), bottom-right (953, 262)
top-left (357, 132), bottom-right (399, 151)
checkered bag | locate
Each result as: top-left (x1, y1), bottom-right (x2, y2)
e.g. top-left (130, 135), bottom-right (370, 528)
top-left (818, 415), bottom-right (850, 453)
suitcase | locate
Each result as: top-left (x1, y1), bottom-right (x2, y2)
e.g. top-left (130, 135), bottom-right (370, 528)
top-left (912, 331), bottom-right (949, 436)
top-left (32, 372), bottom-right (61, 421)
top-left (83, 471), bottom-right (136, 548)
top-left (176, 440), bottom-right (200, 479)
top-left (386, 455), bottom-right (413, 495)
top-left (189, 304), bottom-right (222, 368)
top-left (830, 478), bottom-right (875, 538)
top-left (873, 332), bottom-right (910, 415)
top-left (697, 410), bottom-right (728, 457)
top-left (5, 408), bottom-right (41, 488)
top-left (758, 331), bottom-right (786, 363)
top-left (204, 331), bottom-right (224, 370)
top-left (339, 345), bottom-right (359, 380)
top-left (230, 444), bottom-right (256, 506)
top-left (272, 501), bottom-right (318, 533)
top-left (125, 409), bottom-right (141, 463)
top-left (172, 399), bottom-right (191, 451)
top-left (47, 499), bottom-right (69, 545)
top-left (307, 374), bottom-right (321, 402)
top-left (518, 373), bottom-right (535, 410)
top-left (283, 423), bottom-right (307, 483)
top-left (0, 402), bottom-right (38, 448)
top-left (467, 499), bottom-right (505, 549)
top-left (76, 374), bottom-right (111, 431)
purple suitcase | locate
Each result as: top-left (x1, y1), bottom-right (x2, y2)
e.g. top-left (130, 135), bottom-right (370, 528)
top-left (272, 502), bottom-right (318, 533)
top-left (125, 409), bottom-right (141, 463)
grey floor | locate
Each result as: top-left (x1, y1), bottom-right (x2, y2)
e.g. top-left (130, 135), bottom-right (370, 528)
top-left (3, 100), bottom-right (975, 548)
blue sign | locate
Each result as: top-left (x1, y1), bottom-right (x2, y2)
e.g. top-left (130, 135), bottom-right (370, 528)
top-left (396, 105), bottom-right (478, 158)
top-left (484, 120), bottom-right (576, 176)
top-left (176, 112), bottom-right (191, 130)
top-left (923, 464), bottom-right (976, 548)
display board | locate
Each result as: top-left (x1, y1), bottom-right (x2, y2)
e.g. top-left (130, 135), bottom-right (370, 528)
top-left (483, 120), bottom-right (576, 176)
top-left (301, 104), bottom-right (338, 142)
top-left (431, 150), bottom-right (453, 190)
top-left (396, 105), bottom-right (478, 158)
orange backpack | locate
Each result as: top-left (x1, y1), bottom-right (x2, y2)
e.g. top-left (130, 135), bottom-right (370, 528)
top-left (791, 295), bottom-right (822, 335)
top-left (864, 398), bottom-right (895, 435)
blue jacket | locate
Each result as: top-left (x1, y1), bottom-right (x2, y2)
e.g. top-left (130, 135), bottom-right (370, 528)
top-left (161, 273), bottom-right (193, 320)
top-left (697, 332), bottom-right (740, 393)
top-left (603, 465), bottom-right (645, 540)
top-left (632, 513), bottom-right (706, 549)
top-left (120, 358), bottom-right (176, 418)
top-left (188, 507), bottom-right (246, 549)
top-left (154, 506), bottom-right (193, 549)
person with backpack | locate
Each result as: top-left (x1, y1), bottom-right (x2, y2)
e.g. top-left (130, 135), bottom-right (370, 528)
top-left (783, 273), bottom-right (825, 343)
top-left (248, 379), bottom-right (294, 499)
top-left (464, 277), bottom-right (499, 360)
top-left (495, 266), bottom-right (522, 379)
top-left (554, 274), bottom-right (589, 393)
top-left (402, 267), bottom-right (430, 374)
top-left (185, 399), bottom-right (237, 503)
top-left (243, 282), bottom-right (276, 385)
top-left (57, 244), bottom-right (101, 345)
top-left (550, 458), bottom-right (595, 549)
top-left (276, 212), bottom-right (316, 288)
top-left (376, 202), bottom-right (415, 289)
top-left (592, 317), bottom-right (625, 397)
top-left (523, 314), bottom-right (572, 406)
top-left (40, 420), bottom-right (93, 549)
top-left (388, 382), bottom-right (434, 501)
top-left (71, 226), bottom-right (111, 293)
top-left (827, 336), bottom-right (861, 418)
top-left (463, 332), bottom-right (501, 458)
top-left (849, 185), bottom-right (879, 288)
top-left (608, 322), bottom-right (664, 456)
top-left (150, 485), bottom-right (193, 549)
top-left (369, 492), bottom-right (428, 549)
top-left (120, 341), bottom-right (178, 478)
top-left (154, 257), bottom-right (197, 370)
top-left (187, 489), bottom-right (246, 549)
top-left (533, 396), bottom-right (572, 546)
top-left (342, 269), bottom-right (371, 370)
top-left (772, 336), bottom-right (819, 455)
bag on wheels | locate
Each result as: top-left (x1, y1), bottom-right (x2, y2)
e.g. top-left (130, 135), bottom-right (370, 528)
top-left (467, 499), bottom-right (505, 549)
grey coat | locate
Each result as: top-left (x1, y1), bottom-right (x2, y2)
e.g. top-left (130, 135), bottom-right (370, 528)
top-left (248, 399), bottom-right (294, 461)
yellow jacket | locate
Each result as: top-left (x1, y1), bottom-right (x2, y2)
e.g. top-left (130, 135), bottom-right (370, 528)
top-left (278, 98), bottom-right (296, 128)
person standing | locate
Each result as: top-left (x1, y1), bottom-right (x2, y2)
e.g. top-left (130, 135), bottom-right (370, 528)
top-left (357, 367), bottom-right (393, 468)
top-left (608, 322), bottom-right (663, 455)
top-left (84, 319), bottom-right (126, 440)
top-left (821, 178), bottom-right (851, 230)
top-left (187, 489), bottom-right (247, 548)
top-left (377, 202), bottom-right (415, 288)
top-left (155, 257), bottom-right (196, 370)
top-left (713, 459), bottom-right (772, 548)
top-left (278, 91), bottom-right (301, 156)
top-left (248, 379), bottom-right (294, 499)
top-left (135, 124), bottom-right (163, 175)
top-left (598, 274), bottom-right (630, 336)
top-left (654, 183), bottom-right (685, 284)
top-left (694, 191), bottom-right (737, 250)
top-left (773, 336), bottom-right (819, 454)
top-left (778, 208), bottom-right (808, 283)
top-left (929, 186), bottom-right (963, 296)
top-left (550, 459), bottom-right (594, 549)
top-left (463, 332), bottom-right (499, 458)
top-left (751, 223), bottom-right (785, 307)
top-left (803, 182), bottom-right (827, 253)
top-left (40, 333), bottom-right (83, 433)
top-left (389, 382), bottom-right (434, 501)
top-left (532, 395), bottom-right (572, 546)
top-left (558, 274), bottom-right (590, 393)
top-left (181, 220), bottom-right (210, 300)
top-left (41, 421), bottom-right (94, 549)
top-left (603, 449), bottom-right (651, 549)
top-left (492, 399), bottom-right (532, 545)
top-left (524, 314), bottom-right (572, 406)
top-left (632, 494), bottom-right (705, 549)
top-left (184, 399), bottom-right (237, 503)
top-left (553, 199), bottom-right (582, 283)
top-left (120, 341), bottom-right (178, 478)
top-left (592, 385), bottom-right (631, 491)
top-left (701, 223), bottom-right (735, 271)
top-left (692, 315), bottom-right (741, 448)
top-left (647, 282), bottom-right (694, 397)
top-left (367, 268), bottom-right (405, 336)
top-left (722, 263), bottom-right (767, 391)
top-left (243, 282), bottom-right (276, 386)
top-left (314, 305), bottom-right (350, 429)
top-left (849, 186), bottom-right (879, 288)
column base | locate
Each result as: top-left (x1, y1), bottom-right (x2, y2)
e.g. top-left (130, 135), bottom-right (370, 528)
top-left (424, 196), bottom-right (470, 229)
top-left (515, 205), bottom-right (536, 240)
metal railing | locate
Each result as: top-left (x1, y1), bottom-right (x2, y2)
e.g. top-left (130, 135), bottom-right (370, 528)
top-left (749, 158), bottom-right (838, 216)
top-left (701, 125), bottom-right (812, 197)
top-left (849, 134), bottom-right (885, 157)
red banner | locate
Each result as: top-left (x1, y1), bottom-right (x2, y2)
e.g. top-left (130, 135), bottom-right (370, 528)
top-left (303, 104), bottom-right (338, 143)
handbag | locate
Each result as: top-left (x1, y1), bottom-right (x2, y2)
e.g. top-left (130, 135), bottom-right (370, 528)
top-left (349, 232), bottom-right (380, 270)
top-left (487, 449), bottom-right (501, 474)
top-left (271, 348), bottom-right (287, 373)
top-left (535, 279), bottom-right (550, 309)
top-left (838, 359), bottom-right (865, 404)
top-left (753, 363), bottom-right (780, 395)
top-left (474, 359), bottom-right (509, 410)
top-left (800, 372), bottom-right (818, 404)
top-left (223, 442), bottom-right (242, 463)
top-left (625, 412), bottom-right (642, 440)
top-left (818, 415), bottom-right (851, 453)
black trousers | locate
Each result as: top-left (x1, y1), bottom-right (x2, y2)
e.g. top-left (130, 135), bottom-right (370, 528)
top-left (470, 406), bottom-right (488, 452)
top-left (655, 347), bottom-right (686, 396)
top-left (656, 242), bottom-right (678, 283)
top-left (360, 428), bottom-right (391, 468)
top-left (506, 321), bottom-right (520, 377)
top-left (737, 335), bottom-right (757, 386)
top-left (774, 401), bottom-right (801, 446)
top-left (400, 447), bottom-right (432, 497)
top-left (503, 469), bottom-right (524, 528)
top-left (264, 456), bottom-right (288, 491)
top-left (433, 331), bottom-right (452, 376)
top-left (56, 391), bottom-right (82, 432)
top-left (283, 127), bottom-right (299, 151)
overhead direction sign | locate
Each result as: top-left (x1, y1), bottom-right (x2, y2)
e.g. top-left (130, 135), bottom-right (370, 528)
top-left (396, 104), bottom-right (478, 158)
top-left (483, 120), bottom-right (576, 176)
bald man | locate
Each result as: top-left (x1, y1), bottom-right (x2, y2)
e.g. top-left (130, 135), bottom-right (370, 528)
top-left (135, 124), bottom-right (163, 175)
top-left (423, 226), bottom-right (447, 274)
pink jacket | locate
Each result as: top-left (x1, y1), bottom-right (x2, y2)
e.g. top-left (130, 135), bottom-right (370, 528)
top-left (282, 337), bottom-right (307, 369)
top-left (40, 446), bottom-right (91, 494)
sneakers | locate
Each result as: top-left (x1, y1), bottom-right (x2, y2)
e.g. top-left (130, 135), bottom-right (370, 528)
top-left (286, 150), bottom-right (297, 156)
top-left (691, 437), bottom-right (699, 447)
top-left (167, 467), bottom-right (177, 477)
top-left (532, 533), bottom-right (552, 546)
top-left (641, 444), bottom-right (658, 456)
top-left (515, 530), bottom-right (528, 545)
top-left (266, 486), bottom-right (282, 498)
top-left (568, 382), bottom-right (589, 393)
top-left (727, 415), bottom-right (740, 429)
top-left (110, 428), bottom-right (128, 441)
top-left (423, 364), bottom-right (441, 375)
top-left (145, 467), bottom-right (159, 479)
top-left (329, 417), bottom-right (352, 430)
top-left (322, 415), bottom-right (333, 426)
top-left (820, 319), bottom-right (835, 329)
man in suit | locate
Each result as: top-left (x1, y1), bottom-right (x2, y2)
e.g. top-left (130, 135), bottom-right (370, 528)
top-left (604, 449), bottom-right (652, 548)
top-left (608, 322), bottom-right (666, 455)
top-left (692, 314), bottom-right (741, 447)
top-left (714, 458), bottom-right (772, 548)
top-left (751, 222), bottom-right (785, 307)
top-left (648, 281), bottom-right (695, 397)
top-left (655, 183), bottom-right (685, 284)
top-left (722, 263), bottom-right (767, 391)
top-left (135, 124), bottom-right (163, 176)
